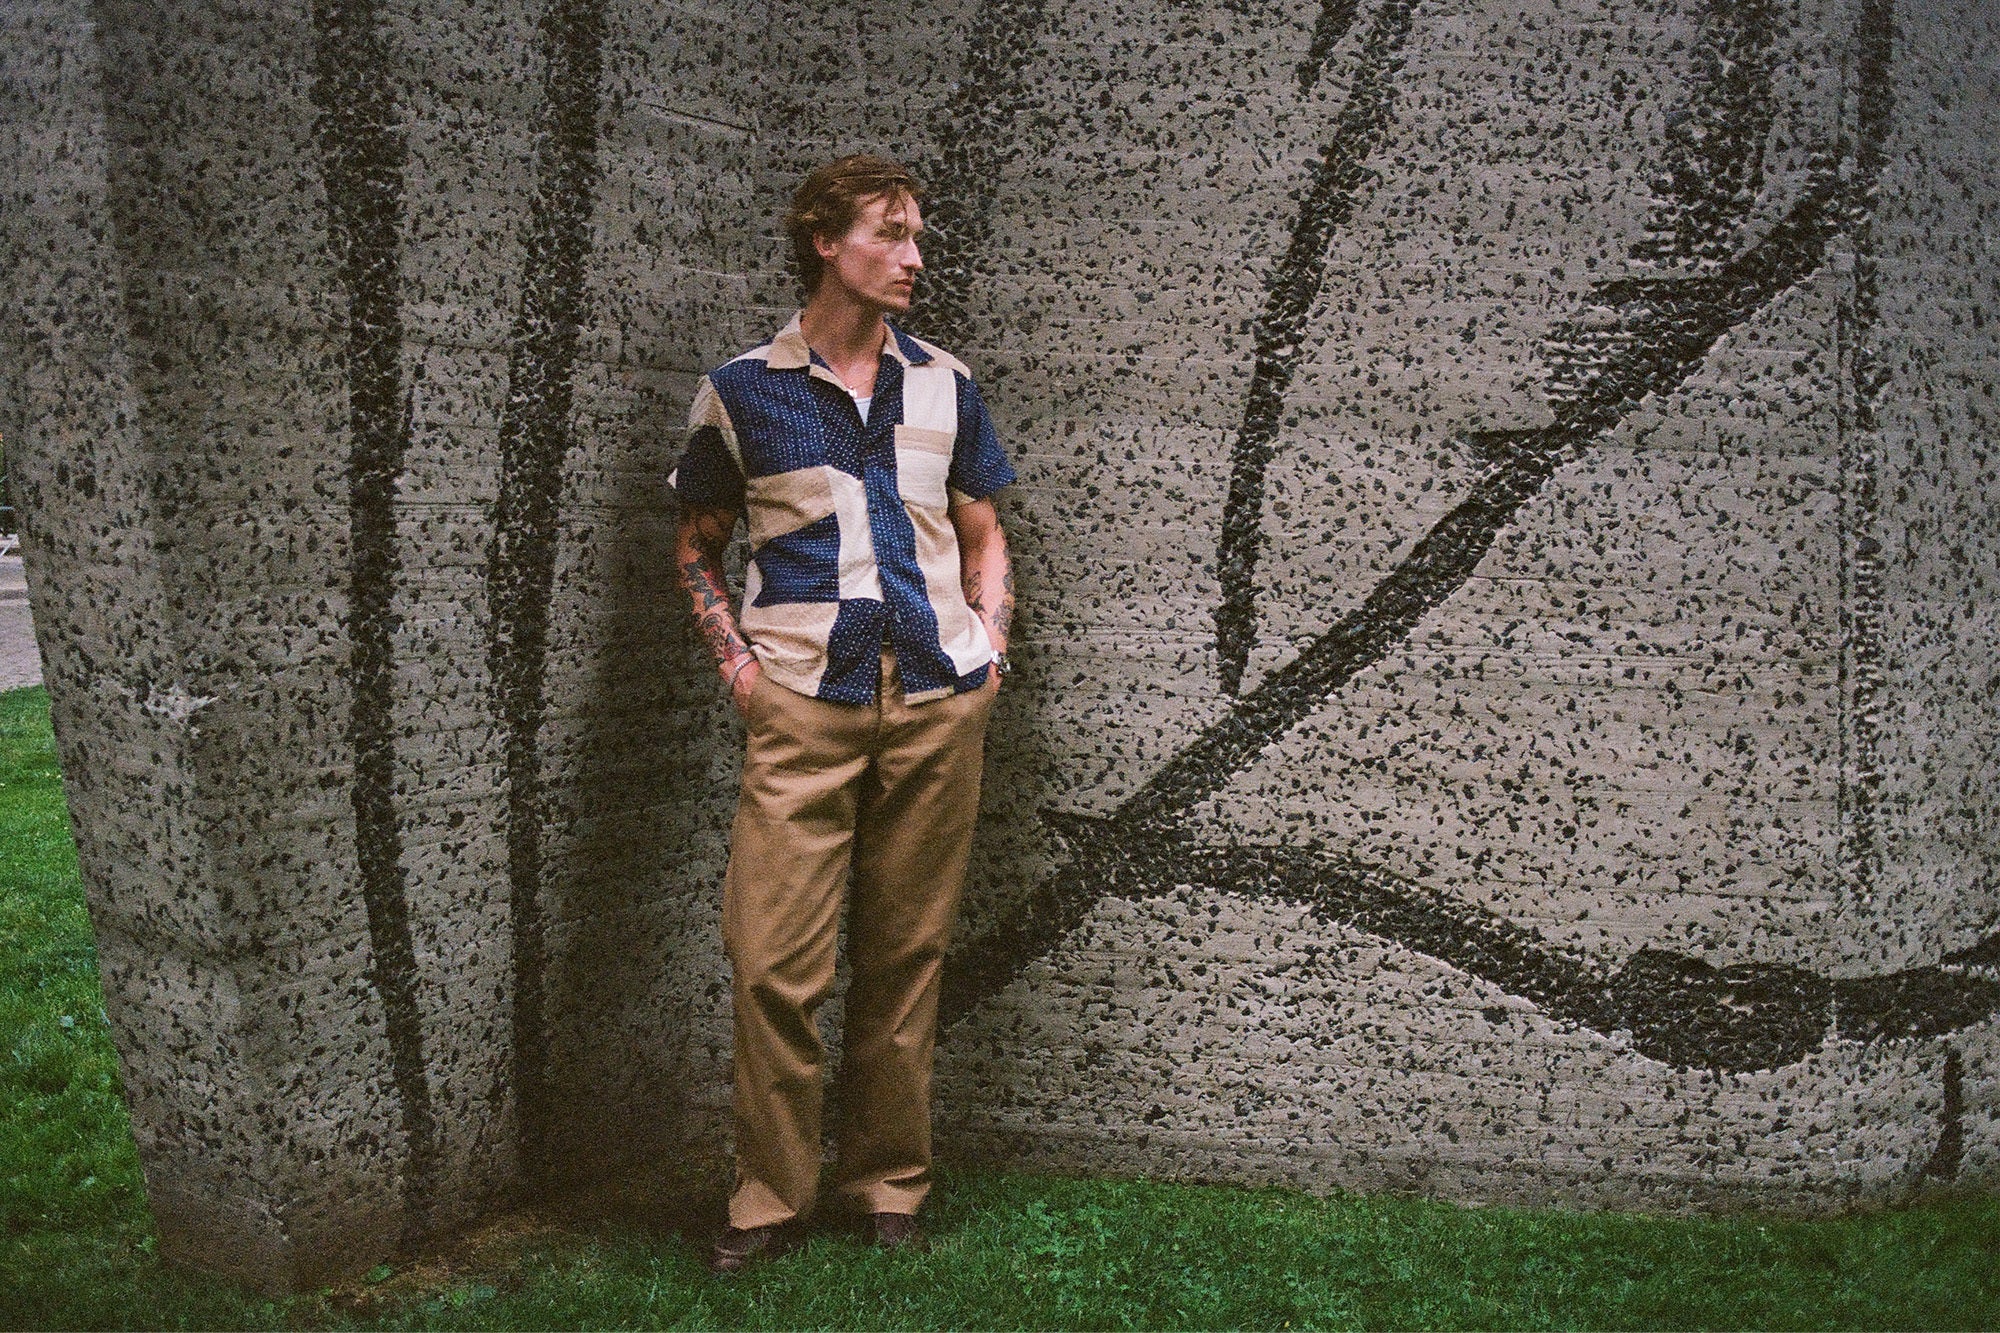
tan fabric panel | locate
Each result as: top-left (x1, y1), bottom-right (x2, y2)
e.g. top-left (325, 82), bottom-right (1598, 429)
top-left (829, 469), bottom-right (884, 600)
top-left (745, 465), bottom-right (837, 549)
top-left (741, 600), bottom-right (840, 696)
top-left (669, 375), bottom-right (743, 490)
top-left (894, 430), bottom-right (953, 510)
top-left (905, 504), bottom-right (993, 678)
top-left (898, 330), bottom-right (970, 378)
top-left (893, 424), bottom-right (952, 454)
top-left (899, 362), bottom-right (959, 436)
top-left (763, 313), bottom-right (811, 370)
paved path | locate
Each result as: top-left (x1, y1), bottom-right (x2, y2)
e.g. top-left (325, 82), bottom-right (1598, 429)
top-left (0, 553), bottom-right (44, 692)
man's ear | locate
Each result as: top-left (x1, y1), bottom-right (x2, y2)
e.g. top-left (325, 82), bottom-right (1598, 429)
top-left (813, 230), bottom-right (839, 262)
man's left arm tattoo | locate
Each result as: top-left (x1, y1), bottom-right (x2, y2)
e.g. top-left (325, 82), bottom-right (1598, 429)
top-left (993, 568), bottom-right (1015, 643)
top-left (953, 497), bottom-right (1013, 658)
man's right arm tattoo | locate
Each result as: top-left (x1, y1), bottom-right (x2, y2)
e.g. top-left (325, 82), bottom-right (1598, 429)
top-left (674, 507), bottom-right (754, 686)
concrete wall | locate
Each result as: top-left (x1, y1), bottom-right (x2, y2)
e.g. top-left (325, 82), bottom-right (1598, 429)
top-left (2, 0), bottom-right (1996, 1291)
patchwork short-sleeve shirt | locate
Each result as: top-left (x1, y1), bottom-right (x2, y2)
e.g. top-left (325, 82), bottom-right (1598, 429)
top-left (671, 313), bottom-right (1017, 705)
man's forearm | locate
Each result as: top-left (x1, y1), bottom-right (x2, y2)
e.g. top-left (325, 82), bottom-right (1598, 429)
top-left (675, 508), bottom-right (754, 686)
top-left (957, 504), bottom-right (1013, 658)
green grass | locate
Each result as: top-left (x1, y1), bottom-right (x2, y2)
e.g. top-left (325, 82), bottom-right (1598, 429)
top-left (2, 680), bottom-right (1997, 1330)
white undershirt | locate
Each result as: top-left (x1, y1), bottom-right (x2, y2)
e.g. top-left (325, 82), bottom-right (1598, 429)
top-left (854, 394), bottom-right (873, 425)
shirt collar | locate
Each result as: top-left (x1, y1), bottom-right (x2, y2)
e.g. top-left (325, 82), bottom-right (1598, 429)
top-left (765, 312), bottom-right (934, 372)
top-left (884, 324), bottom-right (934, 367)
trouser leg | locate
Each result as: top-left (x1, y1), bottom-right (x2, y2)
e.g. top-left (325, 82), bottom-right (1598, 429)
top-left (723, 676), bottom-right (873, 1230)
top-left (831, 662), bottom-right (994, 1216)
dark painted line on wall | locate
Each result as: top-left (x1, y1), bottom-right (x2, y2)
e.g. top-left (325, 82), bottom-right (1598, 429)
top-left (907, 0), bottom-right (1050, 352)
top-left (308, 0), bottom-right (439, 1244)
top-left (1944, 929), bottom-right (2000, 969)
top-left (1214, 0), bottom-right (1419, 696)
top-left (1836, 0), bottom-right (1893, 910)
top-left (483, 0), bottom-right (606, 1188)
top-left (946, 0), bottom-right (1961, 1076)
top-left (1025, 815), bottom-right (2000, 1073)
top-left (951, 171), bottom-right (1886, 1013)
top-left (1631, 0), bottom-right (1777, 268)
top-left (1297, 0), bottom-right (1364, 95)
top-left (1127, 11), bottom-right (1886, 827)
top-left (1917, 1047), bottom-right (1965, 1183)
top-left (1832, 958), bottom-right (2000, 1045)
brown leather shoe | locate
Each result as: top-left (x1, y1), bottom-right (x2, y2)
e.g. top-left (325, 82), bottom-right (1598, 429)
top-left (708, 1223), bottom-right (791, 1276)
top-left (868, 1211), bottom-right (929, 1252)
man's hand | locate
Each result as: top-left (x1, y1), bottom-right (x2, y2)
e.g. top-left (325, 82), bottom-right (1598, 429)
top-left (728, 655), bottom-right (763, 718)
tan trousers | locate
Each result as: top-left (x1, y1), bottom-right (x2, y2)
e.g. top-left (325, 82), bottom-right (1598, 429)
top-left (723, 650), bottom-right (995, 1229)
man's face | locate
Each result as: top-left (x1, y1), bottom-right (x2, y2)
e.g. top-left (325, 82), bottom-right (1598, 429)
top-left (814, 190), bottom-right (924, 313)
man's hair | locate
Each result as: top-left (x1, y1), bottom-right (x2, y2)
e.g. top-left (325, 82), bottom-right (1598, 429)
top-left (783, 154), bottom-right (925, 296)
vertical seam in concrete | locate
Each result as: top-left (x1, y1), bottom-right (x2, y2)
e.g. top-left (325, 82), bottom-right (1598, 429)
top-left (1836, 0), bottom-right (1893, 915)
top-left (83, 0), bottom-right (189, 697)
top-left (308, 0), bottom-right (439, 1245)
top-left (1214, 0), bottom-right (1419, 696)
top-left (907, 0), bottom-right (1050, 351)
top-left (482, 0), bottom-right (605, 1187)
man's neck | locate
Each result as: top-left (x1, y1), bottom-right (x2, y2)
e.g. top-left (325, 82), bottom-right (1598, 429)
top-left (798, 292), bottom-right (889, 385)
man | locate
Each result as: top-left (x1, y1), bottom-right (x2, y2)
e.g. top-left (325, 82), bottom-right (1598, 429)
top-left (670, 154), bottom-right (1016, 1274)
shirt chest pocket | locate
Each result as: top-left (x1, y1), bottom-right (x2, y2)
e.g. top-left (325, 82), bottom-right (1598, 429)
top-left (893, 424), bottom-right (954, 509)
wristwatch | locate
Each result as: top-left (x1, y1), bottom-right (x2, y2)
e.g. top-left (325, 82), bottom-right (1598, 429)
top-left (991, 652), bottom-right (1013, 677)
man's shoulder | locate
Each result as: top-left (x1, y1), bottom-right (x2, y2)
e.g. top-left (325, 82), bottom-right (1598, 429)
top-left (701, 342), bottom-right (789, 407)
top-left (707, 341), bottom-right (779, 378)
top-left (686, 341), bottom-right (789, 438)
top-left (890, 325), bottom-right (972, 380)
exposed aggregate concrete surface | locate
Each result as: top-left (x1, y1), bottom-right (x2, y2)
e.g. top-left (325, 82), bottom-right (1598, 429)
top-left (1, 0), bottom-right (1996, 1292)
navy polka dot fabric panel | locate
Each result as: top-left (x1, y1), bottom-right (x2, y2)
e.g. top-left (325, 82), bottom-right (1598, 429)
top-left (857, 355), bottom-right (953, 693)
top-left (804, 352), bottom-right (869, 480)
top-left (950, 373), bottom-right (1017, 502)
top-left (749, 513), bottom-right (842, 607)
top-left (822, 599), bottom-right (890, 704)
top-left (670, 423), bottom-right (744, 512)
top-left (712, 355), bottom-right (839, 477)
top-left (889, 325), bottom-right (930, 364)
